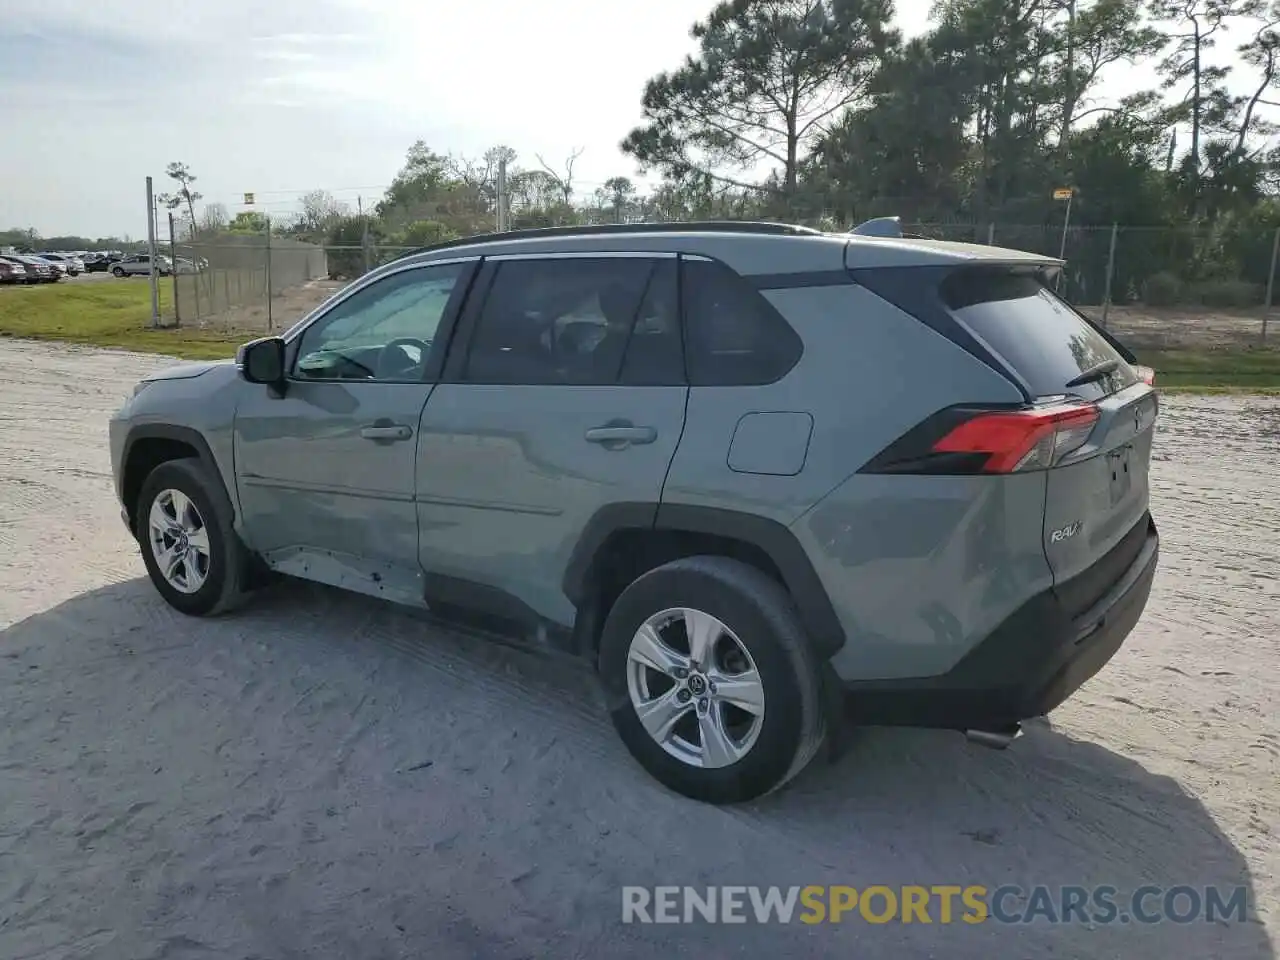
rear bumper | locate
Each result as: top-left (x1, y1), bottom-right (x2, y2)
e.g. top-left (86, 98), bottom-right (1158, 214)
top-left (843, 516), bottom-right (1159, 729)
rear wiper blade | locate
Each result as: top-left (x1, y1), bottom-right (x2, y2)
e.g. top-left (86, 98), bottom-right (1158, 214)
top-left (1064, 359), bottom-right (1120, 389)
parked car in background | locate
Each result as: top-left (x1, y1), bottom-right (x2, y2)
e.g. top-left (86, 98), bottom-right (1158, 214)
top-left (173, 257), bottom-right (207, 275)
top-left (0, 257), bottom-right (29, 284)
top-left (37, 253), bottom-right (84, 276)
top-left (86, 252), bottom-right (124, 271)
top-left (38, 258), bottom-right (67, 280)
top-left (112, 253), bottom-right (172, 277)
top-left (6, 255), bottom-right (57, 283)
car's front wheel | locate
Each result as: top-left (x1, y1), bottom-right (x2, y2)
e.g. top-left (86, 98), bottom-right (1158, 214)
top-left (598, 556), bottom-right (827, 804)
top-left (136, 458), bottom-right (248, 617)
top-left (112, 266), bottom-right (125, 277)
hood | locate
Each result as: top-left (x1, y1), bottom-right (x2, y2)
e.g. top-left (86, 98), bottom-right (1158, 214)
top-left (143, 358), bottom-right (236, 383)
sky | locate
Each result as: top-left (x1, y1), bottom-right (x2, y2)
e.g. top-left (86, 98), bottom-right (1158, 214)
top-left (0, 0), bottom-right (1243, 239)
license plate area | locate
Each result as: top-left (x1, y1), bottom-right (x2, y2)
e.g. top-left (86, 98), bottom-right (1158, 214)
top-left (1107, 445), bottom-right (1133, 505)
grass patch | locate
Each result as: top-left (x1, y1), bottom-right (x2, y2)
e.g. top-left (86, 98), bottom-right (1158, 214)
top-left (1140, 347), bottom-right (1280, 393)
top-left (0, 282), bottom-right (245, 360)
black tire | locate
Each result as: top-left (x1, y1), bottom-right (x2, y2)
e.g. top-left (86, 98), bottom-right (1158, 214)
top-left (112, 266), bottom-right (125, 278)
top-left (598, 556), bottom-right (827, 804)
top-left (136, 458), bottom-right (249, 617)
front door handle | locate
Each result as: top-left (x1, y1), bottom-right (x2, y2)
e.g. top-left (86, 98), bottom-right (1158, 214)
top-left (584, 423), bottom-right (657, 445)
top-left (360, 420), bottom-right (413, 442)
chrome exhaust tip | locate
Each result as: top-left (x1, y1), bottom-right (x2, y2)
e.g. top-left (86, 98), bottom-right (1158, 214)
top-left (965, 724), bottom-right (1022, 750)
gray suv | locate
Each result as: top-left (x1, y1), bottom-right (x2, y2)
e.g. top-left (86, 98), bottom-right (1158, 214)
top-left (109, 221), bottom-right (1160, 804)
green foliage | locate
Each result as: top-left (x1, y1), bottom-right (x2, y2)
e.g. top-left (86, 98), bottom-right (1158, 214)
top-left (1143, 271), bottom-right (1185, 305)
top-left (1193, 278), bottom-right (1264, 307)
top-left (395, 220), bottom-right (457, 247)
top-left (228, 212), bottom-right (269, 234)
top-left (156, 162), bottom-right (203, 231)
top-left (325, 215), bottom-right (378, 279)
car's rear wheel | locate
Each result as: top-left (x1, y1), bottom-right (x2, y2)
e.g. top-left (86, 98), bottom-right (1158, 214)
top-left (136, 458), bottom-right (248, 617)
top-left (598, 556), bottom-right (826, 804)
top-left (112, 266), bottom-right (125, 278)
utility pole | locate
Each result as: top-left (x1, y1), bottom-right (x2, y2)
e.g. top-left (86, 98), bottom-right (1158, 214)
top-left (265, 215), bottom-right (274, 332)
top-left (145, 176), bottom-right (160, 328)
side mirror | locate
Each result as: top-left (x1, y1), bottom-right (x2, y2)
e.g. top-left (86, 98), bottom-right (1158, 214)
top-left (237, 336), bottom-right (286, 386)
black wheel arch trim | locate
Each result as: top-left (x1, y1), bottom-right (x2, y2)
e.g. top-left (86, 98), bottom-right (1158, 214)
top-left (122, 423), bottom-right (236, 533)
top-left (562, 501), bottom-right (846, 660)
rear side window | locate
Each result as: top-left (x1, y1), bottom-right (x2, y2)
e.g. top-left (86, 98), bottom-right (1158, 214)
top-left (941, 269), bottom-right (1138, 401)
top-left (464, 257), bottom-right (674, 385)
top-left (681, 258), bottom-right (802, 386)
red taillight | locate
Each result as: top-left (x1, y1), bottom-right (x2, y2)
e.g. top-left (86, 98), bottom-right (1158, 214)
top-left (932, 403), bottom-right (1100, 473)
top-left (1133, 364), bottom-right (1156, 386)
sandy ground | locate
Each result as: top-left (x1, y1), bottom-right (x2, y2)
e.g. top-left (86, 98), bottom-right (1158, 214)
top-left (0, 339), bottom-right (1275, 960)
top-left (1081, 304), bottom-right (1276, 350)
top-left (191, 279), bottom-right (343, 333)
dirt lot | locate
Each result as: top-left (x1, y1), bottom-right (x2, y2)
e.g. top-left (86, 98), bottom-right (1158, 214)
top-left (1082, 304), bottom-right (1276, 350)
top-left (0, 339), bottom-right (1275, 959)
top-left (186, 278), bottom-right (343, 333)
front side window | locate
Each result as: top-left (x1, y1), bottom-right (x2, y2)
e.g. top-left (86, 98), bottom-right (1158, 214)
top-left (463, 257), bottom-right (671, 385)
top-left (294, 262), bottom-right (465, 382)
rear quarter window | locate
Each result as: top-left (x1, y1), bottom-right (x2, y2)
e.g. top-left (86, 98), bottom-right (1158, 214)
top-left (941, 269), bottom-right (1138, 401)
top-left (681, 257), bottom-right (802, 386)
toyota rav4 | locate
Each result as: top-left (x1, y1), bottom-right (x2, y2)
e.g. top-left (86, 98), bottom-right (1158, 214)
top-left (109, 220), bottom-right (1160, 804)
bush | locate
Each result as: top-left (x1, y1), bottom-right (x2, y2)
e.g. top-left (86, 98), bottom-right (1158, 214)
top-left (1192, 279), bottom-right (1264, 309)
top-left (396, 219), bottom-right (457, 247)
top-left (325, 215), bottom-right (378, 280)
top-left (1142, 271), bottom-right (1183, 307)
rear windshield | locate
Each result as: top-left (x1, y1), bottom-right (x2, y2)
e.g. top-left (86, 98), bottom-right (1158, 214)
top-left (941, 269), bottom-right (1138, 400)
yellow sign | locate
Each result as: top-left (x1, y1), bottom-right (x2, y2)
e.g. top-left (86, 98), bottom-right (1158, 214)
top-left (243, 192), bottom-right (256, 205)
top-left (1053, 188), bottom-right (1074, 200)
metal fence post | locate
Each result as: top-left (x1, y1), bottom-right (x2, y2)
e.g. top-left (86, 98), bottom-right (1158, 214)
top-left (145, 176), bottom-right (160, 328)
top-left (359, 195), bottom-right (371, 275)
top-left (189, 219), bottom-right (202, 321)
top-left (1264, 227), bottom-right (1279, 343)
top-left (1101, 223), bottom-right (1118, 329)
top-left (167, 212), bottom-right (181, 327)
top-left (497, 156), bottom-right (509, 232)
top-left (266, 216), bottom-right (274, 332)
top-left (987, 222), bottom-right (995, 246)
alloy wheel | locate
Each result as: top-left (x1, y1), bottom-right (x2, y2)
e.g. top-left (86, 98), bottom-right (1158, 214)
top-left (625, 607), bottom-right (766, 769)
top-left (147, 488), bottom-right (211, 594)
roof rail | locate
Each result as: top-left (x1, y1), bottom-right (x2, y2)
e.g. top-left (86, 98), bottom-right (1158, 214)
top-left (395, 220), bottom-right (824, 260)
top-left (849, 216), bottom-right (904, 238)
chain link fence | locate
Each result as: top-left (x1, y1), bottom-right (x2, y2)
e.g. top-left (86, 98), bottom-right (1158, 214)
top-left (156, 211), bottom-right (1280, 347)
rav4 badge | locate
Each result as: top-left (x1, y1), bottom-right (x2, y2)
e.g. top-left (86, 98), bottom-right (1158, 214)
top-left (1050, 521), bottom-right (1083, 543)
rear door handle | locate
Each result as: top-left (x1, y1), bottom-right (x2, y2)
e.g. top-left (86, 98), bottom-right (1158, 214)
top-left (360, 421), bottom-right (413, 442)
top-left (585, 424), bottom-right (657, 445)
